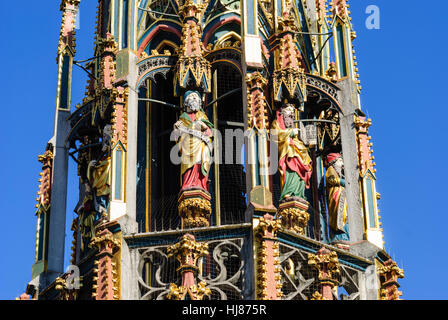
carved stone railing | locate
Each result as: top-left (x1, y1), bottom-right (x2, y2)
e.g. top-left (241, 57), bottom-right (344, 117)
top-left (136, 237), bottom-right (246, 300)
top-left (136, 54), bottom-right (177, 88)
top-left (305, 74), bottom-right (340, 104)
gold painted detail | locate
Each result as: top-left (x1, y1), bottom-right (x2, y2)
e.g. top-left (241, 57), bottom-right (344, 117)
top-left (167, 234), bottom-right (209, 270)
top-left (257, 216), bottom-right (282, 238)
top-left (55, 274), bottom-right (83, 301)
top-left (354, 114), bottom-right (383, 238)
top-left (354, 115), bottom-right (376, 174)
top-left (315, 0), bottom-right (328, 24)
top-left (96, 34), bottom-right (118, 90)
top-left (378, 259), bottom-right (404, 300)
top-left (111, 86), bottom-right (129, 147)
top-left (166, 234), bottom-right (211, 300)
top-left (255, 215), bottom-right (283, 300)
top-left (258, 0), bottom-right (274, 28)
top-left (324, 62), bottom-right (338, 82)
top-left (89, 229), bottom-right (120, 252)
top-left (90, 229), bottom-right (121, 300)
top-left (175, 55), bottom-right (212, 93)
top-left (378, 261), bottom-right (404, 278)
top-left (178, 190), bottom-right (212, 228)
top-left (177, 0), bottom-right (209, 20)
top-left (277, 200), bottom-right (310, 235)
top-left (272, 68), bottom-right (306, 105)
top-left (36, 146), bottom-right (54, 210)
top-left (308, 248), bottom-right (340, 286)
top-left (166, 281), bottom-right (211, 300)
top-left (310, 291), bottom-right (326, 300)
top-left (70, 218), bottom-right (78, 265)
top-left (272, 16), bottom-right (306, 106)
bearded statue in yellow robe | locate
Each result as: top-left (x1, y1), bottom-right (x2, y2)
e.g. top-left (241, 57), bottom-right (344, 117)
top-left (78, 125), bottom-right (112, 250)
top-left (325, 153), bottom-right (349, 243)
top-left (271, 104), bottom-right (312, 201)
top-left (86, 125), bottom-right (112, 221)
top-left (174, 91), bottom-right (213, 192)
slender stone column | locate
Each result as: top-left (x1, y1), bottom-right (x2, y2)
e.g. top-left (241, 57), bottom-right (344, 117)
top-left (338, 79), bottom-right (364, 243)
top-left (46, 0), bottom-right (81, 282)
top-left (90, 229), bottom-right (121, 300)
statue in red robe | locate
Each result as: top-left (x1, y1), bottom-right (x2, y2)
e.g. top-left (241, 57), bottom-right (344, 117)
top-left (174, 91), bottom-right (214, 192)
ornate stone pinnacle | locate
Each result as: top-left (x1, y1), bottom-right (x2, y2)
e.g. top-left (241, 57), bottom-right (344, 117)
top-left (166, 234), bottom-right (210, 300)
top-left (167, 234), bottom-right (209, 273)
top-left (308, 248), bottom-right (340, 281)
top-left (174, 0), bottom-right (211, 94)
top-left (89, 228), bottom-right (120, 255)
top-left (90, 229), bottom-right (120, 300)
top-left (246, 72), bottom-right (268, 130)
top-left (58, 0), bottom-right (80, 55)
top-left (378, 259), bottom-right (404, 300)
top-left (308, 247), bottom-right (341, 300)
top-left (177, 0), bottom-right (209, 20)
top-left (257, 214), bottom-right (282, 238)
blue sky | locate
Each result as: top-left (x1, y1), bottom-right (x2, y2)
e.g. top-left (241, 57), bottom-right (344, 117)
top-left (0, 1), bottom-right (446, 300)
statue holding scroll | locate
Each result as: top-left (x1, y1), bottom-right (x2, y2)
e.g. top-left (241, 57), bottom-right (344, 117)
top-left (174, 91), bottom-right (214, 192)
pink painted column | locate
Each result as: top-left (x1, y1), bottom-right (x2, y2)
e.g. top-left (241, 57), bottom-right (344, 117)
top-left (255, 214), bottom-right (282, 300)
top-left (378, 259), bottom-right (404, 300)
top-left (90, 229), bottom-right (120, 300)
top-left (166, 234), bottom-right (211, 300)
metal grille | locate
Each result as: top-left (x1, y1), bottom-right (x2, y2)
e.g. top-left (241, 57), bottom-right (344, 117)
top-left (216, 64), bottom-right (243, 123)
top-left (146, 75), bottom-right (181, 233)
top-left (215, 63), bottom-right (247, 225)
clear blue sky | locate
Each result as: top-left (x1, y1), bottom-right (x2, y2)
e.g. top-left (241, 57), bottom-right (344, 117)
top-left (0, 0), bottom-right (446, 300)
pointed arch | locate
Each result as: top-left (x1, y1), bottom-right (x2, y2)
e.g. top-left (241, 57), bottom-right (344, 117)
top-left (137, 23), bottom-right (182, 57)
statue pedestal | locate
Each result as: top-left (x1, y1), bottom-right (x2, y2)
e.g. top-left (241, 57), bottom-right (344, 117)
top-left (178, 189), bottom-right (211, 229)
top-left (277, 197), bottom-right (310, 235)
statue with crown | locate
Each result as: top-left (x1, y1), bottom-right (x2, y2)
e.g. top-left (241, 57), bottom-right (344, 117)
top-left (173, 90), bottom-right (214, 229)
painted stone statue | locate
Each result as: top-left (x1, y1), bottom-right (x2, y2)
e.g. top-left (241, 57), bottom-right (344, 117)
top-left (174, 91), bottom-right (214, 192)
top-left (87, 124), bottom-right (113, 221)
top-left (325, 153), bottom-right (349, 243)
top-left (271, 103), bottom-right (312, 201)
top-left (77, 126), bottom-right (112, 251)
